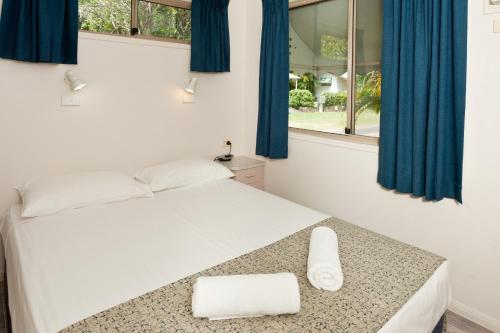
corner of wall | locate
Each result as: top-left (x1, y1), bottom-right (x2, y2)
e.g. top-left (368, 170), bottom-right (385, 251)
top-left (241, 0), bottom-right (262, 158)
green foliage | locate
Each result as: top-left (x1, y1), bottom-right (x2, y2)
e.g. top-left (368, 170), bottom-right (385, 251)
top-left (78, 0), bottom-right (191, 41)
top-left (322, 91), bottom-right (347, 108)
top-left (289, 72), bottom-right (317, 94)
top-left (355, 70), bottom-right (381, 117)
top-left (289, 89), bottom-right (316, 109)
top-left (320, 35), bottom-right (348, 61)
top-left (79, 0), bottom-right (130, 35)
top-left (138, 2), bottom-right (191, 41)
top-left (297, 72), bottom-right (317, 95)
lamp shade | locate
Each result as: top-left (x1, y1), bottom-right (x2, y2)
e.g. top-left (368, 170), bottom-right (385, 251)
top-left (184, 78), bottom-right (198, 94)
top-left (65, 70), bottom-right (87, 91)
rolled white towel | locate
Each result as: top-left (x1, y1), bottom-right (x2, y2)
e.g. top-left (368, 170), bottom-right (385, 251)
top-left (307, 226), bottom-right (344, 291)
top-left (192, 272), bottom-right (301, 320)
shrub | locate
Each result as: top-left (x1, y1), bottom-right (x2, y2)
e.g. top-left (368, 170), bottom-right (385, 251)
top-left (322, 91), bottom-right (347, 108)
top-left (289, 89), bottom-right (316, 109)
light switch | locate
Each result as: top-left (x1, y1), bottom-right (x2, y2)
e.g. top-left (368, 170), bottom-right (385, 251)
top-left (183, 93), bottom-right (195, 104)
top-left (61, 95), bottom-right (80, 106)
top-left (494, 19), bottom-right (500, 33)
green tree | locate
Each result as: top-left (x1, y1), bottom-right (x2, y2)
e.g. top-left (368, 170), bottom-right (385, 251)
top-left (355, 70), bottom-right (381, 118)
top-left (297, 72), bottom-right (317, 95)
top-left (79, 0), bottom-right (192, 41)
top-left (321, 35), bottom-right (348, 61)
top-left (138, 2), bottom-right (191, 40)
top-left (79, 0), bottom-right (130, 35)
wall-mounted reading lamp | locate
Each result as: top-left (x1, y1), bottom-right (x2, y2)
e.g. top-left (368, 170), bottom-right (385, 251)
top-left (183, 78), bottom-right (198, 104)
top-left (65, 70), bottom-right (87, 92)
top-left (184, 77), bottom-right (198, 95)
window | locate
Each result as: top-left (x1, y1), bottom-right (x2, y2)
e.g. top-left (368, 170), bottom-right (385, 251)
top-left (289, 0), bottom-right (382, 139)
top-left (137, 2), bottom-right (191, 41)
top-left (79, 0), bottom-right (131, 36)
top-left (79, 0), bottom-right (192, 43)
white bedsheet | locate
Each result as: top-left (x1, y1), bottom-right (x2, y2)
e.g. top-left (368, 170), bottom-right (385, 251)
top-left (1, 179), bottom-right (450, 333)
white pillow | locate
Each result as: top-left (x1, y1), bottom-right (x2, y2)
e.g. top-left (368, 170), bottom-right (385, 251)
top-left (135, 158), bottom-right (234, 192)
top-left (17, 172), bottom-right (153, 218)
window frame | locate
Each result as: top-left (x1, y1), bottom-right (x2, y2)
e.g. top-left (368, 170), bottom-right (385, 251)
top-left (288, 0), bottom-right (380, 145)
top-left (78, 0), bottom-right (192, 45)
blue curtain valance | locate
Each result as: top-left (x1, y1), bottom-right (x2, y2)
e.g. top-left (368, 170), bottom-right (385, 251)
top-left (190, 0), bottom-right (230, 73)
top-left (0, 0), bottom-right (78, 64)
top-left (378, 0), bottom-right (468, 202)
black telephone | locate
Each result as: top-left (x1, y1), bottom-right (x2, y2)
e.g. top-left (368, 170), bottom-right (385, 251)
top-left (214, 141), bottom-right (233, 162)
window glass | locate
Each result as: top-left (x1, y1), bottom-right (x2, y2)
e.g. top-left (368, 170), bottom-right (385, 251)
top-left (138, 2), bottom-right (192, 41)
top-left (354, 0), bottom-right (382, 137)
top-left (289, 0), bottom-right (383, 139)
top-left (79, 0), bottom-right (131, 35)
top-left (79, 0), bottom-right (192, 43)
top-left (289, 0), bottom-right (349, 134)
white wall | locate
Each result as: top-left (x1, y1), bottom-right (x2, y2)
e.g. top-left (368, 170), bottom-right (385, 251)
top-left (0, 0), bottom-right (248, 213)
top-left (243, 0), bottom-right (500, 331)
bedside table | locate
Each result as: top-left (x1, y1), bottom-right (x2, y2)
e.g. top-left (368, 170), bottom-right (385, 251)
top-left (217, 156), bottom-right (266, 190)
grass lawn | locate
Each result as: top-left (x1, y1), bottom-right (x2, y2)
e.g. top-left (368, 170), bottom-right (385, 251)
top-left (289, 109), bottom-right (380, 134)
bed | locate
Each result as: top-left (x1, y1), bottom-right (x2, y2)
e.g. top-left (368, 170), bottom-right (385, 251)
top-left (1, 179), bottom-right (450, 333)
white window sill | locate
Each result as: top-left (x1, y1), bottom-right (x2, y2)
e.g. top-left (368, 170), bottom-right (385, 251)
top-left (289, 128), bottom-right (379, 153)
top-left (78, 31), bottom-right (191, 50)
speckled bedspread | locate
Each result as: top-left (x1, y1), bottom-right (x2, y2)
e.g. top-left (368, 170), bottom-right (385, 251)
top-left (61, 218), bottom-right (445, 333)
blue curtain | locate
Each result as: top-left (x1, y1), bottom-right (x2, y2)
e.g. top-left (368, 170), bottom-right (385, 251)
top-left (378, 0), bottom-right (468, 203)
top-left (0, 0), bottom-right (78, 64)
top-left (255, 0), bottom-right (289, 159)
top-left (190, 0), bottom-right (230, 72)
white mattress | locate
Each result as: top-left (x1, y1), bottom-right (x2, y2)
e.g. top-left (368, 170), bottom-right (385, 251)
top-left (1, 179), bottom-right (450, 333)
